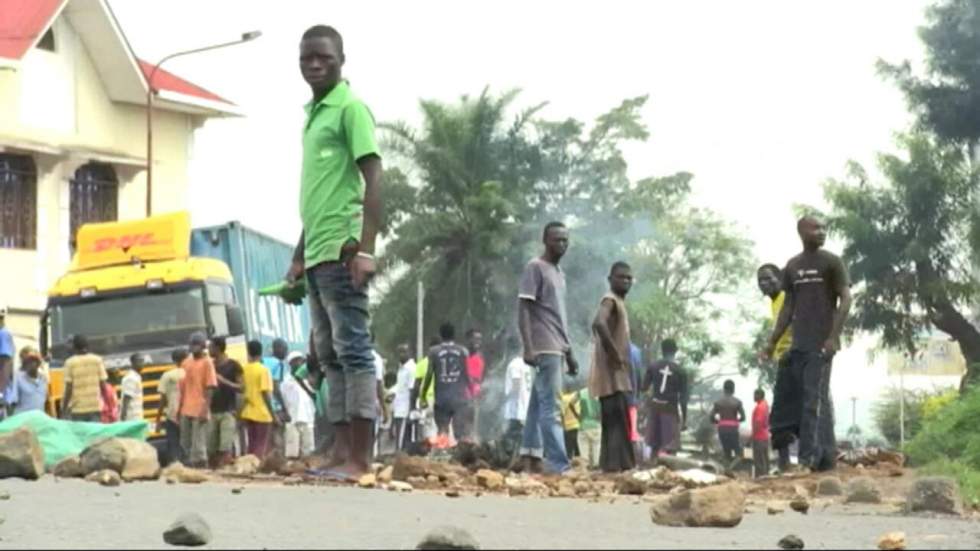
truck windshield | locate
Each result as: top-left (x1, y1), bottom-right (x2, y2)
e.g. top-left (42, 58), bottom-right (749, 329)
top-left (49, 287), bottom-right (207, 361)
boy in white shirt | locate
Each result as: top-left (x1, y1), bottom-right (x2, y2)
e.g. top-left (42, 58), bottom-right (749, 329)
top-left (392, 343), bottom-right (416, 450)
top-left (282, 352), bottom-right (316, 458)
top-left (120, 353), bottom-right (145, 422)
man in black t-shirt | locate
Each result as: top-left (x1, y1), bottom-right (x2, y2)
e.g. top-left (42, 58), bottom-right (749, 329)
top-left (421, 322), bottom-right (471, 448)
top-left (763, 215), bottom-right (851, 472)
top-left (208, 337), bottom-right (243, 468)
top-left (641, 338), bottom-right (689, 457)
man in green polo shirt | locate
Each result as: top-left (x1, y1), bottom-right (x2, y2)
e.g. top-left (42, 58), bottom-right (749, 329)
top-left (286, 24), bottom-right (383, 480)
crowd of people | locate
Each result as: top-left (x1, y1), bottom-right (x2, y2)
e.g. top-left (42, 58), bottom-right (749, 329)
top-left (0, 24), bottom-right (852, 485)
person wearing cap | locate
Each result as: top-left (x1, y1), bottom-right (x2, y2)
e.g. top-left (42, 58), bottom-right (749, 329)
top-left (282, 351), bottom-right (316, 458)
top-left (10, 350), bottom-right (47, 416)
top-left (177, 332), bottom-right (217, 468)
top-left (61, 335), bottom-right (108, 422)
top-left (0, 307), bottom-right (14, 415)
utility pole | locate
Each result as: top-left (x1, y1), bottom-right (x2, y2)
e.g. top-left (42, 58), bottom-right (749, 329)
top-left (145, 31), bottom-right (261, 216)
top-left (416, 280), bottom-right (424, 360)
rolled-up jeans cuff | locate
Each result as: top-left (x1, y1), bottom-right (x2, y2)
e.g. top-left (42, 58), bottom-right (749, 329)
top-left (347, 370), bottom-right (378, 421)
top-left (520, 447), bottom-right (543, 458)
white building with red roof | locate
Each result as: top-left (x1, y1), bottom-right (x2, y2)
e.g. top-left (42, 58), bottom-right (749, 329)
top-left (0, 0), bottom-right (240, 343)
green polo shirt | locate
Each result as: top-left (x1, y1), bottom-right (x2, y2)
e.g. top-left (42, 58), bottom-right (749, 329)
top-left (301, 80), bottom-right (380, 267)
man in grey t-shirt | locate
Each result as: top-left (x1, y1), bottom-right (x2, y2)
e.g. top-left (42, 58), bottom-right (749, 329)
top-left (517, 221), bottom-right (578, 474)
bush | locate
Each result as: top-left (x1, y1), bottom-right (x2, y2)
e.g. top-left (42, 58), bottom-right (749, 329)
top-left (905, 386), bottom-right (980, 469)
top-left (871, 387), bottom-right (939, 447)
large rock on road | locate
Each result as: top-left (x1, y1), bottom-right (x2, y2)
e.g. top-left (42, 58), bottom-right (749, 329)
top-left (906, 477), bottom-right (962, 515)
top-left (648, 482), bottom-right (745, 527)
top-left (80, 438), bottom-right (160, 481)
top-left (0, 428), bottom-right (44, 480)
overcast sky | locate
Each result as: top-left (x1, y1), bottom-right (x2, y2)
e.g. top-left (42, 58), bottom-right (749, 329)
top-left (111, 0), bottom-right (951, 435)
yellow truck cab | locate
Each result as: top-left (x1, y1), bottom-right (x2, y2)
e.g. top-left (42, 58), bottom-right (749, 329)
top-left (42, 212), bottom-right (247, 426)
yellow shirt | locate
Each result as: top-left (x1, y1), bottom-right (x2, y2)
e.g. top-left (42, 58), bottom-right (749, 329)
top-left (64, 353), bottom-right (108, 414)
top-left (771, 291), bottom-right (793, 360)
top-left (240, 361), bottom-right (273, 423)
top-left (560, 392), bottom-right (581, 431)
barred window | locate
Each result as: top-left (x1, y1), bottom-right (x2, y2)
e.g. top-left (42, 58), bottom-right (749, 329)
top-left (0, 154), bottom-right (38, 250)
top-left (70, 162), bottom-right (118, 251)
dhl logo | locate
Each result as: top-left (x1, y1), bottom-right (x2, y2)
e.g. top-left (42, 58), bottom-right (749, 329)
top-left (91, 233), bottom-right (167, 252)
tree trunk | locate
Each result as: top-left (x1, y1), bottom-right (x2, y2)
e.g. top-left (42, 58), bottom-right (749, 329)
top-left (915, 260), bottom-right (980, 392)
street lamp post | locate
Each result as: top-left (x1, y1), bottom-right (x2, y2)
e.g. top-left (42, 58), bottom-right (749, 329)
top-left (145, 31), bottom-right (261, 216)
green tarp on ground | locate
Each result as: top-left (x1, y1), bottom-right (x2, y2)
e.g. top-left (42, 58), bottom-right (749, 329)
top-left (0, 411), bottom-right (148, 467)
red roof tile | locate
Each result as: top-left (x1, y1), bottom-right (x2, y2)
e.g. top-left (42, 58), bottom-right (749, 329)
top-left (138, 59), bottom-right (232, 105)
top-left (0, 0), bottom-right (234, 107)
top-left (0, 0), bottom-right (63, 59)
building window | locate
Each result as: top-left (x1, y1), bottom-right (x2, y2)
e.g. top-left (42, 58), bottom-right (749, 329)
top-left (37, 29), bottom-right (55, 52)
top-left (0, 154), bottom-right (38, 250)
top-left (70, 162), bottom-right (118, 250)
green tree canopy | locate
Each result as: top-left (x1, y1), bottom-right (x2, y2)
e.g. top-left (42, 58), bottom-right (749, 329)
top-left (879, 0), bottom-right (980, 146)
top-left (373, 88), bottom-right (754, 383)
top-left (824, 133), bottom-right (980, 388)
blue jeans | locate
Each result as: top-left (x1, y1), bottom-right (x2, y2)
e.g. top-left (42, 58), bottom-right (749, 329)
top-left (519, 354), bottom-right (570, 473)
top-left (793, 349), bottom-right (836, 469)
top-left (307, 261), bottom-right (377, 423)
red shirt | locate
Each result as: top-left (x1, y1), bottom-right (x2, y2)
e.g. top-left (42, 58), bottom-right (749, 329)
top-left (752, 400), bottom-right (770, 441)
top-left (466, 353), bottom-right (484, 399)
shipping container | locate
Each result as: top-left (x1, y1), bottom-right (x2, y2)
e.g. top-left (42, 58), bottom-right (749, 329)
top-left (190, 222), bottom-right (311, 354)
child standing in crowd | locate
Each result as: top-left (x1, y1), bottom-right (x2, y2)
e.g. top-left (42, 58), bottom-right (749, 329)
top-left (752, 388), bottom-right (771, 477)
top-left (560, 381), bottom-right (581, 459)
top-left (119, 353), bottom-right (145, 421)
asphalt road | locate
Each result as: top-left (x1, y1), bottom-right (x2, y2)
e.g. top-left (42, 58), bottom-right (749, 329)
top-left (2, 477), bottom-right (978, 549)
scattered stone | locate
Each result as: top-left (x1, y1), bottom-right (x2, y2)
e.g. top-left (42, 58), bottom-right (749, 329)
top-left (648, 482), bottom-right (745, 527)
top-left (407, 476), bottom-right (427, 488)
top-left (390, 481), bottom-right (414, 492)
top-left (574, 480), bottom-right (592, 495)
top-left (371, 462), bottom-right (384, 474)
top-left (767, 503), bottom-right (784, 515)
top-left (475, 469), bottom-right (504, 490)
top-left (816, 476), bottom-right (844, 497)
top-left (0, 428), bottom-right (44, 480)
top-left (789, 496), bottom-right (810, 514)
top-left (778, 534), bottom-right (805, 550)
top-left (845, 476), bottom-right (882, 504)
top-left (161, 463), bottom-right (209, 484)
top-left (676, 469), bottom-right (722, 488)
top-left (556, 481), bottom-right (576, 498)
top-left (52, 455), bottom-right (85, 478)
top-left (358, 473), bottom-right (377, 489)
top-left (877, 450), bottom-right (905, 467)
top-left (426, 474), bottom-right (440, 485)
top-left (85, 469), bottom-right (121, 487)
top-left (231, 487), bottom-right (244, 495)
top-left (258, 452), bottom-right (285, 474)
top-left (162, 513), bottom-right (212, 547)
top-left (378, 466), bottom-right (394, 484)
top-left (416, 526), bottom-right (480, 550)
top-left (445, 490), bottom-right (461, 498)
top-left (225, 454), bottom-right (260, 476)
top-left (80, 438), bottom-right (160, 481)
top-left (906, 477), bottom-right (961, 515)
top-left (0, 491), bottom-right (9, 501)
top-left (877, 531), bottom-right (906, 550)
top-left (616, 475), bottom-right (647, 496)
top-left (393, 454), bottom-right (450, 481)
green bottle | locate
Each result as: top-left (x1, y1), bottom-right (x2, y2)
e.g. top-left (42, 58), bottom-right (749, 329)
top-left (257, 279), bottom-right (306, 305)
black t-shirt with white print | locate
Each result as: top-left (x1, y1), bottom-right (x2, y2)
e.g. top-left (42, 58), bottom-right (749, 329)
top-left (782, 249), bottom-right (850, 352)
